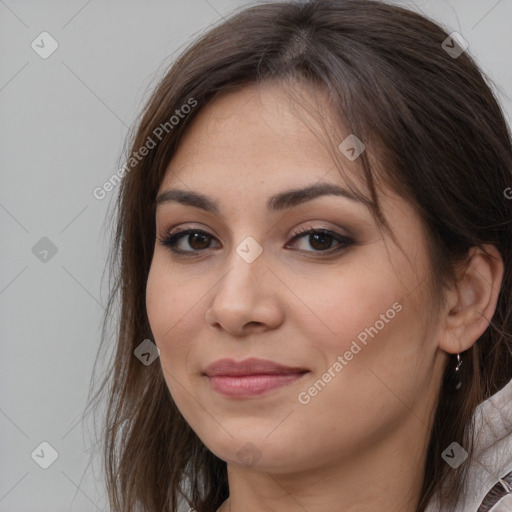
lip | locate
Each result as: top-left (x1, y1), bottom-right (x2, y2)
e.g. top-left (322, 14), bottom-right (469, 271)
top-left (203, 357), bottom-right (308, 377)
top-left (203, 357), bottom-right (309, 397)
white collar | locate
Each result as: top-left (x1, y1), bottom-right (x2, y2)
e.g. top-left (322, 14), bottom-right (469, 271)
top-left (426, 378), bottom-right (512, 511)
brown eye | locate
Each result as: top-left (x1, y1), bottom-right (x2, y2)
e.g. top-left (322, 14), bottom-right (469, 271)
top-left (158, 229), bottom-right (218, 253)
top-left (287, 227), bottom-right (354, 254)
top-left (157, 226), bottom-right (354, 257)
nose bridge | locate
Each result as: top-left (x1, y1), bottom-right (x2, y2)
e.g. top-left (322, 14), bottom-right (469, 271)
top-left (205, 233), bottom-right (273, 329)
top-left (220, 234), bottom-right (267, 295)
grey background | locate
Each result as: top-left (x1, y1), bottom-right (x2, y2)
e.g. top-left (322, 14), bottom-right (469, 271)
top-left (1, 1), bottom-right (511, 511)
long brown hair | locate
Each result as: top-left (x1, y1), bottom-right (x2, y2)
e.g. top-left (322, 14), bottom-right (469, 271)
top-left (84, 1), bottom-right (512, 511)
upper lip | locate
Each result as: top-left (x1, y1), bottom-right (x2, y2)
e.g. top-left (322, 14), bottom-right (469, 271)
top-left (203, 357), bottom-right (309, 377)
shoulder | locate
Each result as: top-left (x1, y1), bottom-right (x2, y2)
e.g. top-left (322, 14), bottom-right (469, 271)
top-left (426, 378), bottom-right (512, 512)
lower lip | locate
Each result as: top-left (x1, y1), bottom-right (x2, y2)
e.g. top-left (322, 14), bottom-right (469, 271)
top-left (207, 373), bottom-right (307, 397)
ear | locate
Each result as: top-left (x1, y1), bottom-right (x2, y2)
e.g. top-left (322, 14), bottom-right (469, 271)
top-left (438, 244), bottom-right (504, 354)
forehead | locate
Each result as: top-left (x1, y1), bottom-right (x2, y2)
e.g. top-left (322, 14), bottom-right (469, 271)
top-left (160, 81), bottom-right (351, 190)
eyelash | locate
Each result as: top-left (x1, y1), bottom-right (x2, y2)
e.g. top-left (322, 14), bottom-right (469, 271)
top-left (157, 224), bottom-right (354, 257)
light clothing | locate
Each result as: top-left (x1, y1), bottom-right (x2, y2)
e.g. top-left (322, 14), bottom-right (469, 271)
top-left (426, 378), bottom-right (512, 511)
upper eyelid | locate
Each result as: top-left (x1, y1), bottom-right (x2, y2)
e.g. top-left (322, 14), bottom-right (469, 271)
top-left (161, 223), bottom-right (349, 240)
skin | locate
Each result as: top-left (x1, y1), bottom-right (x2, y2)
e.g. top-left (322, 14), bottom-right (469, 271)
top-left (145, 81), bottom-right (503, 512)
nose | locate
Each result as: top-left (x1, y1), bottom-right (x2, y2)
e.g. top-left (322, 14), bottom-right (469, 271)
top-left (205, 243), bottom-right (284, 337)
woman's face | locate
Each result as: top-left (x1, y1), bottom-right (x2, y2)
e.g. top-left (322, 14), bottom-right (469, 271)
top-left (146, 81), bottom-right (446, 474)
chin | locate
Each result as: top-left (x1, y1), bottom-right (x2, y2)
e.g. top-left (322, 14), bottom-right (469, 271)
top-left (199, 429), bottom-right (310, 473)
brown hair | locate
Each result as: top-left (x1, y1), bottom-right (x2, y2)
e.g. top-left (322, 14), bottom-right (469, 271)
top-left (84, 1), bottom-right (512, 511)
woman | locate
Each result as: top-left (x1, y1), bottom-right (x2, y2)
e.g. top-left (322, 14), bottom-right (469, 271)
top-left (87, 1), bottom-right (512, 511)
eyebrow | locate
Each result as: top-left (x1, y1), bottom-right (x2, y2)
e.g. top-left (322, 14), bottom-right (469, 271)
top-left (156, 183), bottom-right (369, 214)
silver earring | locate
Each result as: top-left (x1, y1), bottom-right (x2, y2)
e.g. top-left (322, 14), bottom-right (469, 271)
top-left (454, 353), bottom-right (462, 390)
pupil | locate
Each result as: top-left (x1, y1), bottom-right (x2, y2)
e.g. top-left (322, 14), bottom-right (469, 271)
top-left (310, 233), bottom-right (331, 250)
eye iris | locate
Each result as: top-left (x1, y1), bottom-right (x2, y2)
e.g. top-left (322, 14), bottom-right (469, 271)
top-left (189, 232), bottom-right (210, 250)
top-left (309, 232), bottom-right (332, 250)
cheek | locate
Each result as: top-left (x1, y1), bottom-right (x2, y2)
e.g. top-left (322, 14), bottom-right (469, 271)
top-left (290, 306), bottom-right (427, 463)
top-left (291, 260), bottom-right (431, 405)
top-left (146, 257), bottom-right (200, 364)
top-left (289, 261), bottom-right (406, 351)
top-left (146, 258), bottom-right (204, 416)
top-left (293, 274), bottom-right (434, 443)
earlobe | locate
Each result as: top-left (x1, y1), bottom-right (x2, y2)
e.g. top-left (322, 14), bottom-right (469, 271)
top-left (439, 245), bottom-right (504, 355)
